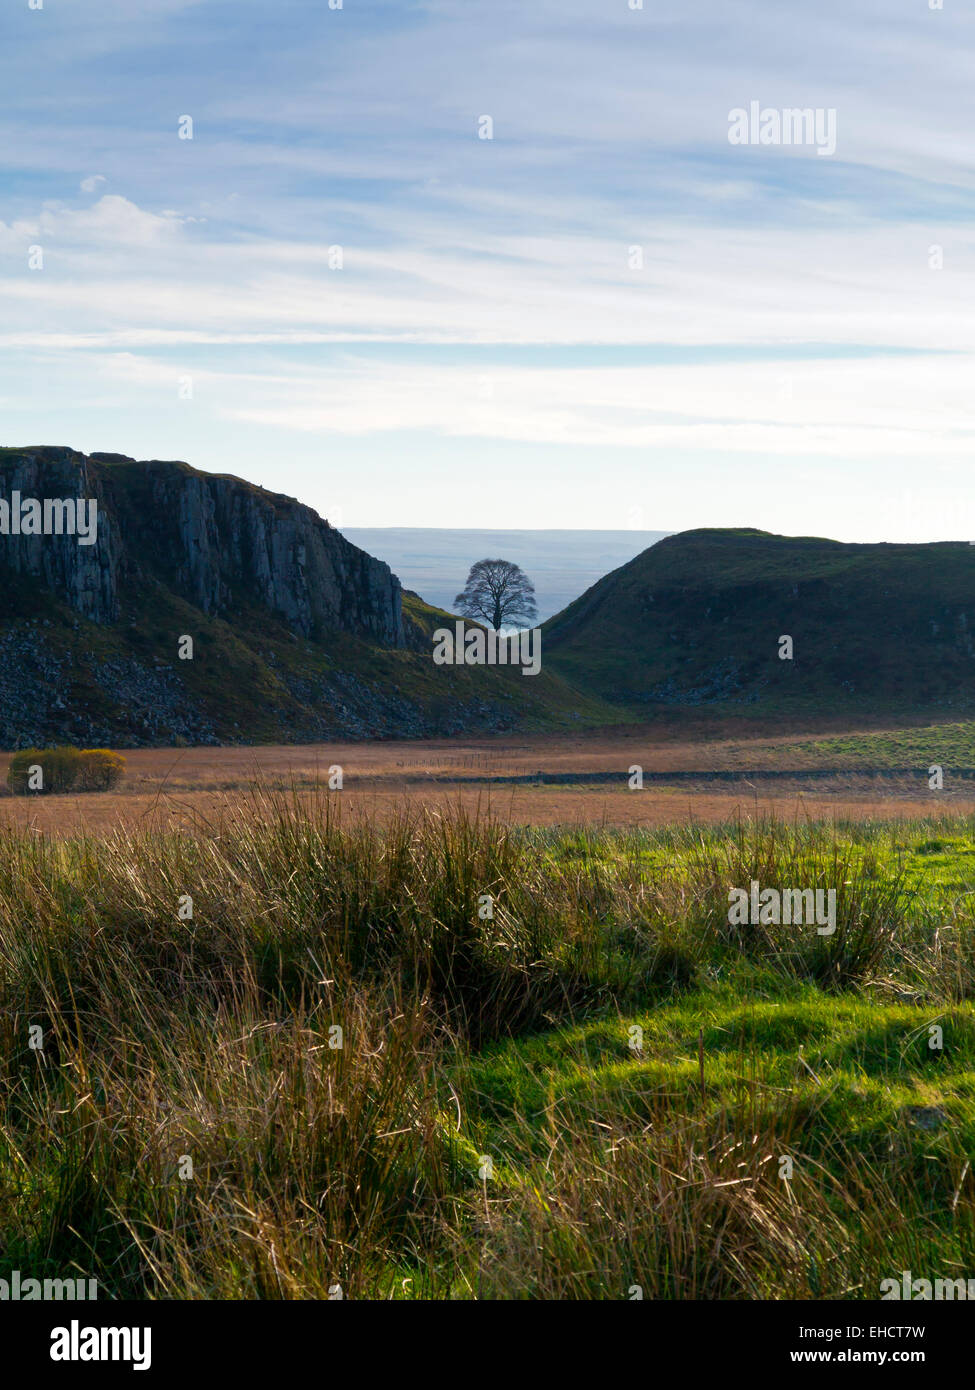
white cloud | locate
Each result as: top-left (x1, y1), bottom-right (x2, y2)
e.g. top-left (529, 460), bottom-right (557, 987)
top-left (1, 202), bottom-right (974, 357)
top-left (3, 0), bottom-right (975, 534)
top-left (0, 195), bottom-right (191, 256)
top-left (212, 352), bottom-right (975, 463)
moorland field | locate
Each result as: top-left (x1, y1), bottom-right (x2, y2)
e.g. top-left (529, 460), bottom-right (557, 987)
top-left (2, 714), bottom-right (975, 835)
top-left (2, 713), bottom-right (975, 1298)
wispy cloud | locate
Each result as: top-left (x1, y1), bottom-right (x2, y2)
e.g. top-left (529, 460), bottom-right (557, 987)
top-left (2, 0), bottom-right (974, 536)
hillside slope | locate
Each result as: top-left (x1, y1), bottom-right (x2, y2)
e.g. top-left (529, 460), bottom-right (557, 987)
top-left (544, 528), bottom-right (975, 716)
top-left (0, 448), bottom-right (614, 746)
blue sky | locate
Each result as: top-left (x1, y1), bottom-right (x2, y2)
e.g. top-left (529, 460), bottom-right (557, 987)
top-left (2, 0), bottom-right (975, 538)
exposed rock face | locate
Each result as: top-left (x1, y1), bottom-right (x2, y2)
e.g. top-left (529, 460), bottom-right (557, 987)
top-left (0, 447), bottom-right (570, 749)
top-left (0, 448), bottom-right (121, 623)
top-left (0, 447), bottom-right (403, 644)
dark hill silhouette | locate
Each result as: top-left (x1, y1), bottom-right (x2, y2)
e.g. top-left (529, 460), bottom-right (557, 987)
top-left (544, 528), bottom-right (975, 715)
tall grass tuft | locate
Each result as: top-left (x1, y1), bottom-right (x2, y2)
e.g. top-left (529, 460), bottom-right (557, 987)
top-left (0, 794), bottom-right (972, 1298)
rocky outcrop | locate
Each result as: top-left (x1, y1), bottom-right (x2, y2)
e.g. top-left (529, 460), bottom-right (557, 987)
top-left (0, 448), bottom-right (121, 622)
top-left (0, 447), bottom-right (578, 748)
top-left (0, 621), bottom-right (220, 749)
top-left (0, 447), bottom-right (404, 645)
top-left (0, 617), bottom-right (520, 750)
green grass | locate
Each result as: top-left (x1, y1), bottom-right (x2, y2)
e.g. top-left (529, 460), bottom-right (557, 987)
top-left (544, 528), bottom-right (975, 718)
top-left (2, 799), bottom-right (975, 1298)
top-left (758, 721), bottom-right (975, 770)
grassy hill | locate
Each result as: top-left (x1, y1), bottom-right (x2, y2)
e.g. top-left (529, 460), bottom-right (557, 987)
top-left (545, 528), bottom-right (975, 718)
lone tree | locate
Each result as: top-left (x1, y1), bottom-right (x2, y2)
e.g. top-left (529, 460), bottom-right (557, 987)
top-left (454, 558), bottom-right (538, 630)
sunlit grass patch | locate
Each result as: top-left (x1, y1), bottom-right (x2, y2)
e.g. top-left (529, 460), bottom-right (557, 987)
top-left (1, 797), bottom-right (975, 1298)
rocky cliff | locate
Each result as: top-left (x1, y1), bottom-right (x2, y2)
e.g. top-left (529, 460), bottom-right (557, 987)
top-left (0, 447), bottom-right (404, 644)
top-left (0, 447), bottom-right (121, 624)
top-left (0, 447), bottom-right (593, 747)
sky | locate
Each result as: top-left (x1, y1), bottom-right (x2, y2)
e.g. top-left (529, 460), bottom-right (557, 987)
top-left (2, 0), bottom-right (975, 540)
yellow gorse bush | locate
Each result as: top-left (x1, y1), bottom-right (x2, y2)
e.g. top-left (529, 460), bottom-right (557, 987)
top-left (77, 749), bottom-right (127, 791)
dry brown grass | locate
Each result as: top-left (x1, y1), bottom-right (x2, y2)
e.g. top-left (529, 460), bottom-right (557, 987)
top-left (0, 723), bottom-right (969, 836)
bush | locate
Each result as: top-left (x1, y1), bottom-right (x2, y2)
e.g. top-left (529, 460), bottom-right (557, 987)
top-left (7, 746), bottom-right (126, 795)
top-left (8, 747), bottom-right (81, 794)
top-left (77, 749), bottom-right (127, 791)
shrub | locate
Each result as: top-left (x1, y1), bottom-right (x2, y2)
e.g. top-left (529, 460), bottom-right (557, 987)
top-left (8, 746), bottom-right (81, 794)
top-left (77, 749), bottom-right (127, 791)
top-left (7, 746), bottom-right (126, 795)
